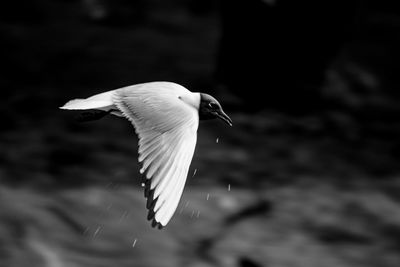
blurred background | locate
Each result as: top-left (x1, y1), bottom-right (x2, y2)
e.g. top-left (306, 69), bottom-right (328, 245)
top-left (1, 0), bottom-right (400, 266)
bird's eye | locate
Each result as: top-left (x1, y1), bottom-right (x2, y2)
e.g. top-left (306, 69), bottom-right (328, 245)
top-left (208, 102), bottom-right (218, 109)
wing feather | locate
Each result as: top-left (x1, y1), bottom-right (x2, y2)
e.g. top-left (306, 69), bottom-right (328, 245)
top-left (155, 136), bottom-right (196, 224)
top-left (113, 83), bottom-right (199, 228)
top-left (158, 143), bottom-right (193, 224)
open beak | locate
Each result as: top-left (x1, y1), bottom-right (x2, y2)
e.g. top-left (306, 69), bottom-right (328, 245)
top-left (216, 110), bottom-right (233, 126)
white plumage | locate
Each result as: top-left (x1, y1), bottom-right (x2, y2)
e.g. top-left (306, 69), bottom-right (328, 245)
top-left (60, 81), bottom-right (231, 228)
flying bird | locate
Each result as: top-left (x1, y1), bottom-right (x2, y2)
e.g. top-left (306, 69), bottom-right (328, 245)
top-left (60, 81), bottom-right (232, 229)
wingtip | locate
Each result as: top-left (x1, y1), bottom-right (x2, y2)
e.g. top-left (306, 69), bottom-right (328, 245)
top-left (147, 210), bottom-right (155, 220)
top-left (143, 179), bottom-right (164, 229)
top-left (151, 219), bottom-right (164, 230)
top-left (146, 193), bottom-right (157, 210)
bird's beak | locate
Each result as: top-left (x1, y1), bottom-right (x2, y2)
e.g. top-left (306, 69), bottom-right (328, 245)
top-left (216, 110), bottom-right (233, 126)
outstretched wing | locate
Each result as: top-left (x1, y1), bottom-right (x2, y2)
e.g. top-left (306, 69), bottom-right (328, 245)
top-left (113, 84), bottom-right (199, 228)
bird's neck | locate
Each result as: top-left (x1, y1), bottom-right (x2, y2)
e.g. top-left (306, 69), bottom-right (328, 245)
top-left (180, 92), bottom-right (200, 111)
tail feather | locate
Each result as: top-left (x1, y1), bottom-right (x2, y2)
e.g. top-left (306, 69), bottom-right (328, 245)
top-left (60, 90), bottom-right (115, 110)
top-left (60, 99), bottom-right (113, 110)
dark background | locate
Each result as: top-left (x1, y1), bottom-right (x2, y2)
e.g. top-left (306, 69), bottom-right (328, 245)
top-left (1, 0), bottom-right (400, 266)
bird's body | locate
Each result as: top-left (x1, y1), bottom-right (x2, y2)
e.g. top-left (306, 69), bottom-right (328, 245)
top-left (60, 81), bottom-right (232, 228)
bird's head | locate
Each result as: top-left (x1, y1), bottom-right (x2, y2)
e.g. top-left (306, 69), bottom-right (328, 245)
top-left (199, 93), bottom-right (232, 126)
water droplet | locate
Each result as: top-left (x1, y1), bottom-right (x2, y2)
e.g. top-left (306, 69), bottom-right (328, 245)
top-left (141, 182), bottom-right (145, 187)
top-left (228, 184), bottom-right (231, 191)
top-left (206, 193), bottom-right (210, 200)
top-left (184, 201), bottom-right (190, 208)
top-left (93, 226), bottom-right (102, 238)
top-left (119, 210), bottom-right (129, 223)
top-left (192, 169), bottom-right (197, 177)
top-left (190, 210), bottom-right (195, 218)
top-left (132, 238), bottom-right (138, 248)
top-left (196, 211), bottom-right (200, 218)
top-left (216, 138), bottom-right (219, 143)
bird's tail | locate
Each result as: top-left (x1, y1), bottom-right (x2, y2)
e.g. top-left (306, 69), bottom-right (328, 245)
top-left (59, 90), bottom-right (115, 111)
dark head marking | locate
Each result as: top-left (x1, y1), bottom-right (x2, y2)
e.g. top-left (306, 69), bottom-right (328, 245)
top-left (199, 93), bottom-right (232, 126)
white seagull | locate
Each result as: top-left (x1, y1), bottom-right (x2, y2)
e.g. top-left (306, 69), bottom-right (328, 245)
top-left (60, 81), bottom-right (232, 229)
